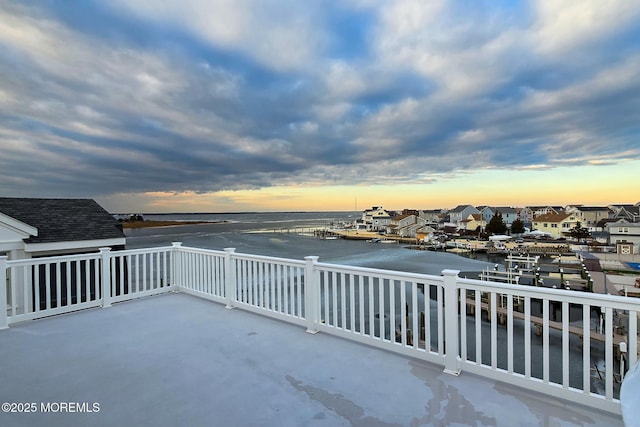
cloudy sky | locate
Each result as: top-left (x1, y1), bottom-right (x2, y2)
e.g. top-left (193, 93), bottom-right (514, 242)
top-left (1, 1), bottom-right (639, 213)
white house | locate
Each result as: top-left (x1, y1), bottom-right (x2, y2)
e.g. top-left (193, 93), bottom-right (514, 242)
top-left (387, 214), bottom-right (427, 238)
top-left (448, 205), bottom-right (480, 230)
top-left (361, 207), bottom-right (392, 231)
top-left (606, 220), bottom-right (640, 254)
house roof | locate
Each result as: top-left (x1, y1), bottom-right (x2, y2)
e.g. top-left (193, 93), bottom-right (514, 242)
top-left (391, 214), bottom-right (413, 221)
top-left (0, 197), bottom-right (125, 244)
top-left (532, 212), bottom-right (572, 223)
top-left (450, 204), bottom-right (474, 213)
top-left (575, 206), bottom-right (611, 212)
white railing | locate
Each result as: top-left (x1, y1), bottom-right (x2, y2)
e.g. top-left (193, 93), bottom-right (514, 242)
top-left (2, 243), bottom-right (638, 415)
top-left (1, 245), bottom-right (175, 325)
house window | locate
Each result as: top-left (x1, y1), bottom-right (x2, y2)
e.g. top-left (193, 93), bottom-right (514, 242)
top-left (544, 223), bottom-right (548, 227)
top-left (618, 227), bottom-right (629, 233)
top-left (551, 224), bottom-right (557, 228)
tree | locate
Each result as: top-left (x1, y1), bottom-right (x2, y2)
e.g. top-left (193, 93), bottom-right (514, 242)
top-left (569, 221), bottom-right (590, 239)
top-left (486, 212), bottom-right (507, 235)
top-left (511, 219), bottom-right (525, 235)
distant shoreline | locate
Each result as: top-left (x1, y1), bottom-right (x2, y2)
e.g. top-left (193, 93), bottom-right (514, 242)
top-left (121, 220), bottom-right (226, 229)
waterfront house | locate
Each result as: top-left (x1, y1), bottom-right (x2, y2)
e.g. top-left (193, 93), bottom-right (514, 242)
top-left (448, 205), bottom-right (480, 230)
top-left (418, 209), bottom-right (442, 224)
top-left (462, 214), bottom-right (486, 233)
top-left (606, 221), bottom-right (640, 254)
top-left (387, 214), bottom-right (427, 238)
top-left (415, 225), bottom-right (436, 242)
top-left (361, 206), bottom-right (392, 231)
top-left (517, 205), bottom-right (561, 227)
top-left (532, 212), bottom-right (580, 238)
top-left (567, 206), bottom-right (613, 228)
top-left (480, 206), bottom-right (518, 229)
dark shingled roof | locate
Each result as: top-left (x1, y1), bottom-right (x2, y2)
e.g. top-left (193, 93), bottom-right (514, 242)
top-left (0, 198), bottom-right (125, 244)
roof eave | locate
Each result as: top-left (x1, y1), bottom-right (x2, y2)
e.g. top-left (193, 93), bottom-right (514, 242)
top-left (0, 212), bottom-right (38, 237)
top-left (24, 237), bottom-right (126, 254)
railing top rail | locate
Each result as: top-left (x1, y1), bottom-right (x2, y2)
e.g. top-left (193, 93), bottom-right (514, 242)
top-left (228, 251), bottom-right (306, 267)
top-left (7, 252), bottom-right (101, 266)
top-left (176, 246), bottom-right (226, 256)
top-left (111, 246), bottom-right (176, 256)
top-left (315, 261), bottom-right (444, 284)
top-left (459, 276), bottom-right (640, 309)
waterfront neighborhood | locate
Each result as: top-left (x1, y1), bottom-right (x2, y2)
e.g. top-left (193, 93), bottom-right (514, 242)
top-left (343, 203), bottom-right (639, 244)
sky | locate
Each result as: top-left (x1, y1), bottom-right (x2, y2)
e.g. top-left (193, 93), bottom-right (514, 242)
top-left (1, 0), bottom-right (639, 213)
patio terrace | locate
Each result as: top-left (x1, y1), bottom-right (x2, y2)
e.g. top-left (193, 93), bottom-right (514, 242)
top-left (0, 292), bottom-right (623, 427)
top-left (1, 244), bottom-right (637, 426)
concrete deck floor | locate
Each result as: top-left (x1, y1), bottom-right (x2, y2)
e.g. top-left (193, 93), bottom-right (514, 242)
top-left (0, 293), bottom-right (624, 427)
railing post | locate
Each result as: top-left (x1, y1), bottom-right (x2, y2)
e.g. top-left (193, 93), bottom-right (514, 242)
top-left (442, 269), bottom-right (460, 375)
top-left (304, 256), bottom-right (320, 334)
top-left (100, 248), bottom-right (112, 308)
top-left (224, 248), bottom-right (236, 309)
top-left (171, 242), bottom-right (183, 291)
top-left (0, 256), bottom-right (8, 330)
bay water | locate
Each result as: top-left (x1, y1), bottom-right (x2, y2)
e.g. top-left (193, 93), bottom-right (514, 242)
top-left (124, 211), bottom-right (495, 275)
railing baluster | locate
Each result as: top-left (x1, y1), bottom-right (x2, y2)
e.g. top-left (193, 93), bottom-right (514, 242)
top-left (34, 262), bottom-right (40, 311)
top-left (378, 278), bottom-right (384, 340)
top-left (45, 263), bottom-right (51, 310)
top-left (332, 271), bottom-right (338, 327)
top-left (349, 274), bottom-right (355, 332)
top-left (283, 264), bottom-right (289, 315)
top-left (543, 298), bottom-right (550, 383)
top-left (11, 264), bottom-right (17, 315)
top-left (507, 293), bottom-right (514, 374)
top-left (142, 253), bottom-right (147, 292)
top-left (340, 272), bottom-right (347, 330)
top-left (605, 306), bottom-right (613, 400)
top-left (424, 283), bottom-right (431, 352)
top-left (412, 282), bottom-right (418, 350)
top-left (55, 262), bottom-right (61, 308)
top-left (119, 254), bottom-right (125, 296)
top-left (475, 291), bottom-right (481, 365)
top-left (358, 275), bottom-right (365, 335)
top-left (583, 304), bottom-right (591, 394)
top-left (490, 292), bottom-right (497, 370)
top-left (460, 288), bottom-right (467, 360)
top-left (66, 262), bottom-right (71, 307)
top-left (368, 276), bottom-right (374, 337)
top-left (524, 296), bottom-right (531, 378)
top-left (389, 280), bottom-right (396, 343)
top-left (400, 280), bottom-right (406, 346)
top-left (297, 266), bottom-right (303, 318)
top-left (562, 301), bottom-right (569, 389)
